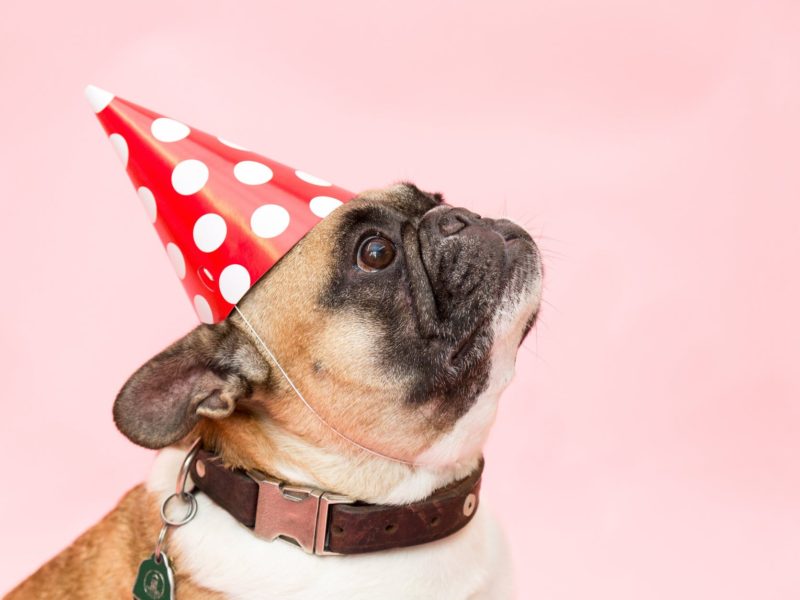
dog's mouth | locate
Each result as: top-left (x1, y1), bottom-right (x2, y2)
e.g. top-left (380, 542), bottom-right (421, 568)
top-left (449, 315), bottom-right (489, 364)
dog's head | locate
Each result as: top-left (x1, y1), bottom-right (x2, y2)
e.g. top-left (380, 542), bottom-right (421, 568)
top-left (115, 183), bottom-right (542, 474)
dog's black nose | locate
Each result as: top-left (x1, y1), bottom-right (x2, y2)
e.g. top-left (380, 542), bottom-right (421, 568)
top-left (437, 207), bottom-right (484, 237)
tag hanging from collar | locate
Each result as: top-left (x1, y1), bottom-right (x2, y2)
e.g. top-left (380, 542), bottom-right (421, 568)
top-left (133, 440), bottom-right (201, 599)
top-left (133, 554), bottom-right (175, 600)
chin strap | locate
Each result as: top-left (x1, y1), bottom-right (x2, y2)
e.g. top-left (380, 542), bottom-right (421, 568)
top-left (233, 305), bottom-right (420, 467)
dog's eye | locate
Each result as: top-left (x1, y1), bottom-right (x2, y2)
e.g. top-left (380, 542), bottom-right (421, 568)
top-left (356, 236), bottom-right (396, 272)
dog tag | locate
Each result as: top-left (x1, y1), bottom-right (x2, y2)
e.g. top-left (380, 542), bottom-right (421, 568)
top-left (133, 553), bottom-right (175, 600)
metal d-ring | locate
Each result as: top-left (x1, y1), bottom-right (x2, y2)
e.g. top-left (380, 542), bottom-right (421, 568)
top-left (153, 523), bottom-right (169, 562)
top-left (160, 491), bottom-right (198, 527)
top-left (175, 437), bottom-right (202, 498)
top-left (152, 439), bottom-right (202, 563)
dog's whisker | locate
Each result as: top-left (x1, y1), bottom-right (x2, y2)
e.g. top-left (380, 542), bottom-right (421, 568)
top-left (538, 249), bottom-right (567, 261)
top-left (520, 342), bottom-right (549, 366)
top-left (533, 234), bottom-right (567, 244)
top-left (540, 298), bottom-right (559, 313)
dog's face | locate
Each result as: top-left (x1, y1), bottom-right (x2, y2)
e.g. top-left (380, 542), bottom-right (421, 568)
top-left (115, 183), bottom-right (542, 467)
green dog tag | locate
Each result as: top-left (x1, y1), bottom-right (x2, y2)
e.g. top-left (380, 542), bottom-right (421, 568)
top-left (133, 553), bottom-right (175, 600)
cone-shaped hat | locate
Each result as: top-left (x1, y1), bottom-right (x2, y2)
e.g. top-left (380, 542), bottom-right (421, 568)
top-left (85, 85), bottom-right (354, 323)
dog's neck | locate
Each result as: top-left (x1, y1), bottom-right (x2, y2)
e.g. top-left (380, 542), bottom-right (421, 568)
top-left (188, 313), bottom-right (526, 504)
top-left (194, 403), bottom-right (490, 505)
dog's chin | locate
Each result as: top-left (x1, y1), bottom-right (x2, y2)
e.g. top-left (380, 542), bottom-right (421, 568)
top-left (414, 260), bottom-right (542, 469)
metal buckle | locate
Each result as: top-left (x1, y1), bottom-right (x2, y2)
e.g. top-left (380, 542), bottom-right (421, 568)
top-left (247, 471), bottom-right (353, 555)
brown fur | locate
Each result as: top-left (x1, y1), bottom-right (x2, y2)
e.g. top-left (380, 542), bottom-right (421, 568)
top-left (5, 485), bottom-right (224, 600)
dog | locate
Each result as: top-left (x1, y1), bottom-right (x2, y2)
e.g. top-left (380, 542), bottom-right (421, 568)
top-left (7, 182), bottom-right (542, 599)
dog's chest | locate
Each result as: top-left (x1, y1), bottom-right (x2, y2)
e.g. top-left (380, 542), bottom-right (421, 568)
top-left (149, 450), bottom-right (505, 600)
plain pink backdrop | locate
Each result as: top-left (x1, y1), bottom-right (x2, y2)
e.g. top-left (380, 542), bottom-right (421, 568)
top-left (1, 0), bottom-right (799, 597)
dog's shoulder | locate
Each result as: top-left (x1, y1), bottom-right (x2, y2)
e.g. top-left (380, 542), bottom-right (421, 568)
top-left (5, 484), bottom-right (225, 600)
top-left (6, 484), bottom-right (152, 598)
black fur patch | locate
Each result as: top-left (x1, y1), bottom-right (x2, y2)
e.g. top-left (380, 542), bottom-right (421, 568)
top-left (322, 184), bottom-right (534, 424)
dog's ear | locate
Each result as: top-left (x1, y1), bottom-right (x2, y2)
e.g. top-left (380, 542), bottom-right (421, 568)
top-left (113, 320), bottom-right (268, 449)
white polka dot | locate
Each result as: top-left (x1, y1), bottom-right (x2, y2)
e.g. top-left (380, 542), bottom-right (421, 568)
top-left (218, 137), bottom-right (247, 150)
top-left (193, 295), bottom-right (214, 324)
top-left (137, 186), bottom-right (157, 223)
top-left (234, 161), bottom-right (274, 185)
top-left (165, 243), bottom-right (186, 279)
top-left (250, 204), bottom-right (290, 238)
top-left (109, 133), bottom-right (128, 166)
top-left (172, 159), bottom-right (209, 195)
top-left (193, 213), bottom-right (227, 253)
top-left (295, 170), bottom-right (332, 186)
top-left (219, 264), bottom-right (251, 304)
top-left (84, 85), bottom-right (114, 113)
top-left (309, 196), bottom-right (343, 218)
top-left (151, 118), bottom-right (190, 142)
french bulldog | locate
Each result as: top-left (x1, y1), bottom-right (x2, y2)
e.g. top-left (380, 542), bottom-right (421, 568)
top-left (7, 182), bottom-right (543, 600)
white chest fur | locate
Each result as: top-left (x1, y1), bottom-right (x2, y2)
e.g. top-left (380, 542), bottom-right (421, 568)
top-left (147, 449), bottom-right (512, 599)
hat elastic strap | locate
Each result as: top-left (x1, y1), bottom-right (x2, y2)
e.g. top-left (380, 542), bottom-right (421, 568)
top-left (233, 305), bottom-right (419, 468)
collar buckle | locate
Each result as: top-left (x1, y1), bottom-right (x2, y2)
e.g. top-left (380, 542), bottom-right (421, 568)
top-left (247, 471), bottom-right (354, 555)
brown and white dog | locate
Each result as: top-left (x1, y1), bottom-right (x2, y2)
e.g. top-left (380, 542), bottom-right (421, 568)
top-left (7, 183), bottom-right (542, 599)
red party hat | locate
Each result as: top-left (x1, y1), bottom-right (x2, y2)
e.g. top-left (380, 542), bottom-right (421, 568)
top-left (85, 85), bottom-right (354, 323)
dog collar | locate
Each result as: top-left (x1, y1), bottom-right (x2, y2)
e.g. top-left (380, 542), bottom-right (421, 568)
top-left (188, 449), bottom-right (483, 555)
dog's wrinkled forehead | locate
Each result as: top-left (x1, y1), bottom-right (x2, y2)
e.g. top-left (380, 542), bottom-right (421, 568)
top-left (325, 183), bottom-right (443, 241)
top-left (354, 182), bottom-right (444, 215)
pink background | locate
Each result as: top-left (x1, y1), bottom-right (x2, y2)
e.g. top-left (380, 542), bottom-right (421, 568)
top-left (1, 1), bottom-right (799, 597)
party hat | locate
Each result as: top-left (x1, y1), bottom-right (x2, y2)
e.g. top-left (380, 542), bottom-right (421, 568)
top-left (85, 85), bottom-right (354, 323)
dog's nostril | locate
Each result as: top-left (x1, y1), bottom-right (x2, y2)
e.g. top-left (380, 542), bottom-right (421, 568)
top-left (439, 215), bottom-right (468, 236)
top-left (437, 208), bottom-right (486, 236)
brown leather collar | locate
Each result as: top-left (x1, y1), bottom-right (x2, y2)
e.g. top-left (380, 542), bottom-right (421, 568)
top-left (188, 449), bottom-right (483, 555)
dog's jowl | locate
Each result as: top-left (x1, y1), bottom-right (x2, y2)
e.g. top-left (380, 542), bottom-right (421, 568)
top-left (7, 183), bottom-right (542, 600)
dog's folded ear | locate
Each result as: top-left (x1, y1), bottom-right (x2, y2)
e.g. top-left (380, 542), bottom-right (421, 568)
top-left (113, 320), bottom-right (268, 449)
